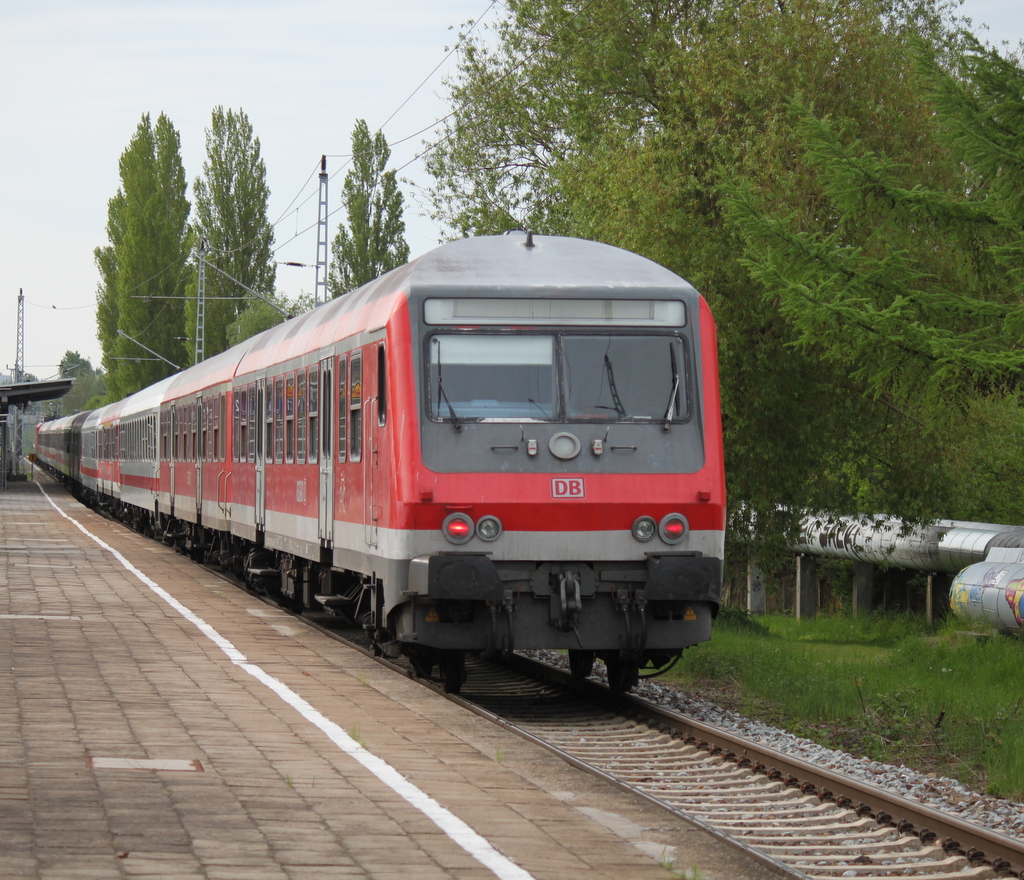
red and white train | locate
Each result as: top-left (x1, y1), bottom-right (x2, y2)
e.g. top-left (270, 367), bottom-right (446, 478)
top-left (37, 233), bottom-right (725, 692)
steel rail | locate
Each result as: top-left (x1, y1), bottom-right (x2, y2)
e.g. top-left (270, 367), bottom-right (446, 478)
top-left (502, 653), bottom-right (1024, 878)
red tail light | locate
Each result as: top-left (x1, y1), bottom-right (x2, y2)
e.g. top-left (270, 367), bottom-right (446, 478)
top-left (659, 513), bottom-right (688, 544)
top-left (442, 513), bottom-right (474, 545)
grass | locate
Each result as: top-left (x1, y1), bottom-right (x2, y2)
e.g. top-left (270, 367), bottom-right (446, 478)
top-left (664, 610), bottom-right (1024, 799)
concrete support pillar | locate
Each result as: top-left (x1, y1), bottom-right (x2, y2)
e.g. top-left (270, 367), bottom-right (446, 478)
top-left (796, 555), bottom-right (817, 620)
top-left (747, 555), bottom-right (766, 615)
top-left (853, 562), bottom-right (874, 615)
top-left (926, 572), bottom-right (935, 623)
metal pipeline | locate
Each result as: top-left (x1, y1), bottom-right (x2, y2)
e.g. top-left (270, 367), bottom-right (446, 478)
top-left (791, 514), bottom-right (1024, 573)
top-left (790, 513), bottom-right (1024, 630)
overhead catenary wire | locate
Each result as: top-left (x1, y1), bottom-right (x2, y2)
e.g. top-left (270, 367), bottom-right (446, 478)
top-left (99, 0), bottom-right (600, 302)
top-left (274, 0), bottom-right (609, 253)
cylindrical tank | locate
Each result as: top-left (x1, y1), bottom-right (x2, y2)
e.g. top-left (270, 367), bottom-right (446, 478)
top-left (949, 562), bottom-right (1024, 633)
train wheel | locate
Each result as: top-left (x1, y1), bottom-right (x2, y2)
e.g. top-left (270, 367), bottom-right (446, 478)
top-left (409, 649), bottom-right (435, 680)
top-left (604, 652), bottom-right (639, 693)
top-left (568, 649), bottom-right (595, 680)
top-left (439, 650), bottom-right (466, 694)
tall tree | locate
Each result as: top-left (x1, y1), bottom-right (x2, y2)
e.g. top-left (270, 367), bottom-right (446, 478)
top-left (723, 37), bottom-right (1024, 524)
top-left (225, 291), bottom-right (313, 348)
top-left (328, 119), bottom-right (409, 296)
top-left (95, 113), bottom-right (191, 398)
top-left (426, 0), bottom-right (975, 544)
top-left (188, 106), bottom-right (276, 363)
top-left (58, 351), bottom-right (106, 414)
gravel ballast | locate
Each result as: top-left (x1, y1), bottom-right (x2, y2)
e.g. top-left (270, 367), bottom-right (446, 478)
top-left (526, 649), bottom-right (1024, 841)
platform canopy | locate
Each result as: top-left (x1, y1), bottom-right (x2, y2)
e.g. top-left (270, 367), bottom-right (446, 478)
top-left (0, 378), bottom-right (73, 414)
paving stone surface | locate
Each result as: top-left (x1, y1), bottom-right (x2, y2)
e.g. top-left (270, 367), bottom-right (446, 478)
top-left (1, 475), bottom-right (777, 880)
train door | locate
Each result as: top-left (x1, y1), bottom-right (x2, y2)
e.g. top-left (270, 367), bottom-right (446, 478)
top-left (168, 404), bottom-right (176, 516)
top-left (255, 378), bottom-right (266, 531)
top-left (365, 344), bottom-right (382, 549)
top-left (318, 356), bottom-right (334, 546)
top-left (194, 394), bottom-right (203, 518)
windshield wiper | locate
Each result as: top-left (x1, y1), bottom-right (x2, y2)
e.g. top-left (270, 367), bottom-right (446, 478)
top-left (603, 355), bottom-right (627, 418)
top-left (662, 343), bottom-right (680, 432)
top-left (436, 362), bottom-right (463, 432)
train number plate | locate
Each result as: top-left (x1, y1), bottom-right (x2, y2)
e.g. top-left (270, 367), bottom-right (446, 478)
top-left (552, 478), bottom-right (585, 499)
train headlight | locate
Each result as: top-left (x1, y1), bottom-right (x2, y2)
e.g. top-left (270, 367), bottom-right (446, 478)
top-left (631, 516), bottom-right (657, 542)
top-left (548, 432), bottom-right (581, 461)
top-left (658, 513), bottom-right (689, 544)
top-left (476, 515), bottom-right (503, 541)
top-left (442, 512), bottom-right (475, 544)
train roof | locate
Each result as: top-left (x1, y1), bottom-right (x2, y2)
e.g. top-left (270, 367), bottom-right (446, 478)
top-left (230, 234), bottom-right (698, 377)
top-left (404, 233), bottom-right (699, 298)
top-left (38, 410), bottom-right (91, 433)
top-left (63, 235), bottom-right (702, 417)
top-left (120, 373), bottom-right (178, 418)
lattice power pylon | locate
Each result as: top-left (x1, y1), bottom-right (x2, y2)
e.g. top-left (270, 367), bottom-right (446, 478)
top-left (12, 288), bottom-right (25, 473)
top-left (315, 155), bottom-right (329, 305)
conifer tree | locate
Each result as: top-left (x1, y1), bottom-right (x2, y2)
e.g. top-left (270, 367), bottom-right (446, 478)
top-left (725, 37), bottom-right (1024, 410)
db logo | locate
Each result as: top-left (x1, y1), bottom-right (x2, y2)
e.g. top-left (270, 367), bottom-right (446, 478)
top-left (552, 478), bottom-right (585, 499)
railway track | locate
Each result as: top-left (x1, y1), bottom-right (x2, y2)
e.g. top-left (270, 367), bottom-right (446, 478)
top-left (451, 654), bottom-right (1023, 880)
top-left (213, 565), bottom-right (1024, 880)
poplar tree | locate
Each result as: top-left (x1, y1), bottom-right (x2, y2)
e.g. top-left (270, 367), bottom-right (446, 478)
top-left (189, 106), bottom-right (276, 362)
top-left (95, 113), bottom-right (191, 398)
top-left (328, 119), bottom-right (409, 296)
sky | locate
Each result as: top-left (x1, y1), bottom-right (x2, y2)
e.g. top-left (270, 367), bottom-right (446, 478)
top-left (1, 0), bottom-right (1022, 382)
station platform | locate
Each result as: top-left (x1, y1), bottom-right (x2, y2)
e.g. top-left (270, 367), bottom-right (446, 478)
top-left (1, 474), bottom-right (774, 880)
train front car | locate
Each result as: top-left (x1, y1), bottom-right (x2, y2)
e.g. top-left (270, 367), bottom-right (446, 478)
top-left (385, 233), bottom-right (725, 692)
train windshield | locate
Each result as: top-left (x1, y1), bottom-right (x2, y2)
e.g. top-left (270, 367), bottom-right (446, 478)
top-left (563, 335), bottom-right (685, 421)
top-left (427, 333), bottom-right (687, 423)
top-left (429, 335), bottom-right (556, 420)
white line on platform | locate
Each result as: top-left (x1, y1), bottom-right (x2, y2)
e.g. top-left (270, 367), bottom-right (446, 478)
top-left (35, 483), bottom-right (536, 880)
top-left (0, 614), bottom-right (82, 620)
top-left (89, 757), bottom-right (203, 772)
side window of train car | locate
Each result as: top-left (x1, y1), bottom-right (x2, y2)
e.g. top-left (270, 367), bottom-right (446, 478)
top-left (296, 371), bottom-right (306, 464)
top-left (337, 355), bottom-right (347, 463)
top-left (307, 366), bottom-right (319, 463)
top-left (275, 377), bottom-right (285, 464)
top-left (248, 383), bottom-right (257, 462)
top-left (285, 373), bottom-right (295, 464)
top-left (377, 344), bottom-right (387, 427)
top-left (350, 351), bottom-right (362, 462)
top-left (234, 389), bottom-right (243, 463)
top-left (215, 395), bottom-right (223, 461)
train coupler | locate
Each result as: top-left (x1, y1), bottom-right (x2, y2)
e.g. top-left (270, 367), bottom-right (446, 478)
top-left (487, 593), bottom-right (517, 654)
top-left (553, 571), bottom-right (582, 633)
